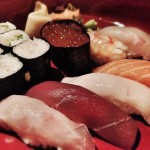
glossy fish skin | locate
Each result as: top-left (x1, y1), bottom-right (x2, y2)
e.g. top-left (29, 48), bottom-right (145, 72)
top-left (0, 95), bottom-right (95, 150)
top-left (93, 59), bottom-right (150, 88)
top-left (62, 73), bottom-right (150, 124)
top-left (26, 81), bottom-right (138, 150)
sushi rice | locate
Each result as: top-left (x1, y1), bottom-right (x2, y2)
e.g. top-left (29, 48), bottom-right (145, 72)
top-left (13, 37), bottom-right (50, 59)
top-left (0, 29), bottom-right (29, 47)
top-left (0, 47), bottom-right (4, 54)
top-left (0, 53), bottom-right (23, 79)
top-left (0, 22), bottom-right (16, 34)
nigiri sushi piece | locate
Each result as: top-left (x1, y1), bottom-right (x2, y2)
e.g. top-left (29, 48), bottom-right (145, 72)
top-left (99, 26), bottom-right (150, 60)
top-left (93, 59), bottom-right (150, 87)
top-left (0, 95), bottom-right (95, 150)
top-left (62, 73), bottom-right (150, 125)
top-left (26, 81), bottom-right (138, 150)
top-left (89, 26), bottom-right (150, 65)
top-left (88, 30), bottom-right (128, 65)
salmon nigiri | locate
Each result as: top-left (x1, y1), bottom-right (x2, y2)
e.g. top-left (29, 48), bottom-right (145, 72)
top-left (93, 59), bottom-right (150, 87)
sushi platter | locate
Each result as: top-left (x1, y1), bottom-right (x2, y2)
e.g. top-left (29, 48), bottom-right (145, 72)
top-left (0, 0), bottom-right (150, 150)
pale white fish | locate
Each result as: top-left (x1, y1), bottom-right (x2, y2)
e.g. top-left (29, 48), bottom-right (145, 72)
top-left (62, 73), bottom-right (150, 125)
top-left (0, 95), bottom-right (95, 150)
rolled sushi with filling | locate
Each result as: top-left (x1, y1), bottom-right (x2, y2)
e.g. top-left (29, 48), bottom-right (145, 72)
top-left (0, 29), bottom-right (29, 53)
top-left (41, 19), bottom-right (91, 76)
top-left (13, 37), bottom-right (50, 84)
top-left (0, 53), bottom-right (26, 100)
top-left (0, 22), bottom-right (16, 34)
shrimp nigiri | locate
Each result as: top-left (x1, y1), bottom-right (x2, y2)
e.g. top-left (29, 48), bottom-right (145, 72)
top-left (99, 26), bottom-right (150, 60)
top-left (88, 30), bottom-right (128, 64)
top-left (89, 26), bottom-right (150, 64)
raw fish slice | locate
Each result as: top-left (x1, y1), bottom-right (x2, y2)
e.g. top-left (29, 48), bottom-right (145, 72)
top-left (93, 59), bottom-right (150, 87)
top-left (0, 95), bottom-right (95, 150)
top-left (62, 73), bottom-right (150, 124)
top-left (26, 81), bottom-right (138, 150)
top-left (99, 26), bottom-right (150, 60)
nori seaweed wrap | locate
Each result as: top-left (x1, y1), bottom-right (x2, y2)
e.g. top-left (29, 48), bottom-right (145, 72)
top-left (0, 53), bottom-right (26, 100)
top-left (41, 19), bottom-right (91, 76)
top-left (13, 37), bottom-right (50, 84)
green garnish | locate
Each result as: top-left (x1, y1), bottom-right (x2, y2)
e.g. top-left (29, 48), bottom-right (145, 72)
top-left (0, 25), bottom-right (8, 28)
top-left (15, 34), bottom-right (23, 40)
top-left (84, 19), bottom-right (98, 32)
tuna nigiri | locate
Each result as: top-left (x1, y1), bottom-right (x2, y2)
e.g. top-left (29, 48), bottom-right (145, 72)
top-left (0, 95), bottom-right (95, 150)
top-left (93, 59), bottom-right (150, 87)
top-left (26, 81), bottom-right (138, 150)
top-left (62, 73), bottom-right (150, 124)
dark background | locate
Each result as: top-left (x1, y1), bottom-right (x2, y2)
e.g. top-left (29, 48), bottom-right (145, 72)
top-left (0, 0), bottom-right (149, 32)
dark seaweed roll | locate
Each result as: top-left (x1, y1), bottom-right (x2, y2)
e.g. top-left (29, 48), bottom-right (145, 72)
top-left (0, 22), bottom-right (16, 34)
top-left (13, 37), bottom-right (50, 84)
top-left (0, 53), bottom-right (26, 100)
top-left (41, 19), bottom-right (91, 76)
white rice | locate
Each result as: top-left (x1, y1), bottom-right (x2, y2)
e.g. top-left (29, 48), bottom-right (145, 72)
top-left (13, 37), bottom-right (50, 59)
top-left (0, 30), bottom-right (29, 47)
top-left (0, 53), bottom-right (23, 78)
top-left (0, 48), bottom-right (4, 54)
top-left (0, 22), bottom-right (16, 34)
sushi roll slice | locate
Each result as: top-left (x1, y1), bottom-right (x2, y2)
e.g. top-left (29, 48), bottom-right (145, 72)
top-left (0, 53), bottom-right (26, 100)
top-left (41, 19), bottom-right (91, 76)
top-left (0, 22), bottom-right (16, 34)
top-left (13, 37), bottom-right (50, 84)
top-left (0, 29), bottom-right (29, 53)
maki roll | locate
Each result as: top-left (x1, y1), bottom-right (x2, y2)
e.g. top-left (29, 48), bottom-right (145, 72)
top-left (0, 22), bottom-right (16, 34)
top-left (0, 53), bottom-right (26, 100)
top-left (0, 29), bottom-right (29, 53)
top-left (41, 19), bottom-right (91, 76)
top-left (13, 37), bottom-right (50, 84)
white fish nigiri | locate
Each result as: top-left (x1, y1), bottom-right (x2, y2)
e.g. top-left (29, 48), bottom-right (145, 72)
top-left (62, 73), bottom-right (150, 124)
top-left (0, 95), bottom-right (95, 150)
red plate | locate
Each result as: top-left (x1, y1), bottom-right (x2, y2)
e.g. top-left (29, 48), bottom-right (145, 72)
top-left (0, 0), bottom-right (150, 149)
